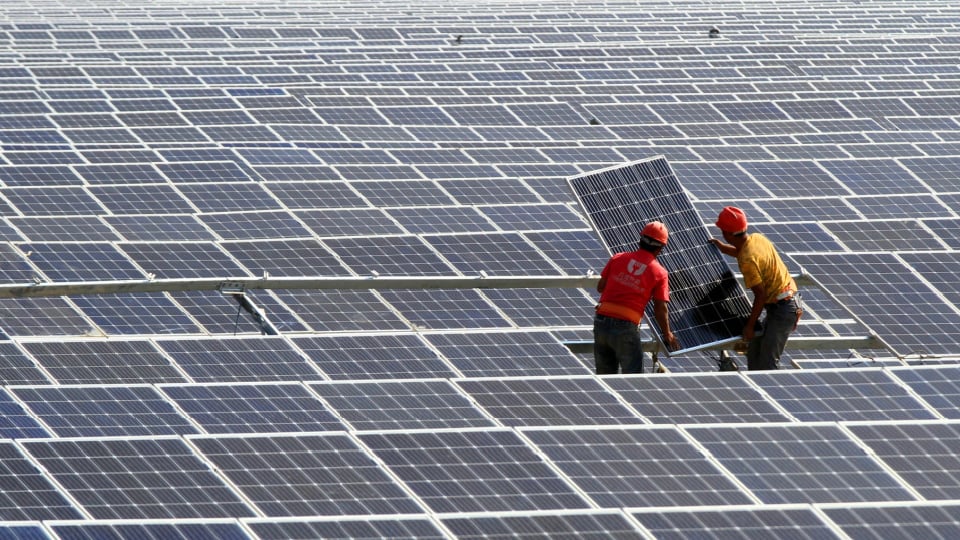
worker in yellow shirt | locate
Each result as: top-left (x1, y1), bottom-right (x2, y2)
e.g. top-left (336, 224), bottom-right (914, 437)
top-left (709, 207), bottom-right (799, 370)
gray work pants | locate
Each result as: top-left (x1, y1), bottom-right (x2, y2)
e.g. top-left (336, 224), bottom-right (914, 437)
top-left (746, 297), bottom-right (798, 370)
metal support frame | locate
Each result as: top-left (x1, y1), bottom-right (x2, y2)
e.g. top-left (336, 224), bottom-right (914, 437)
top-left (0, 272), bottom-right (896, 357)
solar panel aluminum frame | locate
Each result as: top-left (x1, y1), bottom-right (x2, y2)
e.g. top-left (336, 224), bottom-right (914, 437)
top-left (568, 155), bottom-right (752, 357)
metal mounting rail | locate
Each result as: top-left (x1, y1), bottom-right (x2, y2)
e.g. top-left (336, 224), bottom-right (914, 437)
top-left (565, 335), bottom-right (887, 354)
top-left (0, 275), bottom-right (600, 299)
top-left (0, 272), bottom-right (816, 299)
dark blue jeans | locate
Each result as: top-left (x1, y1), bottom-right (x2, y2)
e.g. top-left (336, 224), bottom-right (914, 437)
top-left (594, 314), bottom-right (644, 374)
top-left (747, 297), bottom-right (798, 370)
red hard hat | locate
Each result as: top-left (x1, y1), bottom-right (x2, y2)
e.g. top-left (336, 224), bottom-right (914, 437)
top-left (641, 221), bottom-right (669, 245)
top-left (715, 206), bottom-right (748, 233)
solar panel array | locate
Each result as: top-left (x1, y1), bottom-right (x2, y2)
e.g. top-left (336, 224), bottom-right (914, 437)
top-left (0, 0), bottom-right (958, 536)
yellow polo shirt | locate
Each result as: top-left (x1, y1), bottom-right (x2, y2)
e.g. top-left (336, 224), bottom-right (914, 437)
top-left (736, 233), bottom-right (796, 304)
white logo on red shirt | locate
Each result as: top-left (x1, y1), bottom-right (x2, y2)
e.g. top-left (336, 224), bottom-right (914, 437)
top-left (626, 259), bottom-right (647, 277)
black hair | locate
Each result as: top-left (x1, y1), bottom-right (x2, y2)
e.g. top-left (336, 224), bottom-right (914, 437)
top-left (639, 236), bottom-right (663, 253)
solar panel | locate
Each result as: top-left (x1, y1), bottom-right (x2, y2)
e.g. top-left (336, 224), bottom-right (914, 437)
top-left (156, 337), bottom-right (323, 383)
top-left (50, 522), bottom-right (250, 540)
top-left (633, 507), bottom-right (837, 539)
top-left (21, 437), bottom-right (255, 519)
top-left (159, 382), bottom-right (343, 434)
top-left (454, 376), bottom-right (642, 426)
top-left (424, 331), bottom-right (591, 377)
top-left (569, 156), bottom-right (752, 354)
top-left (890, 365), bottom-right (960, 419)
top-left (11, 385), bottom-right (197, 437)
top-left (441, 511), bottom-right (642, 539)
top-left (747, 368), bottom-right (939, 422)
top-left (605, 372), bottom-right (791, 424)
top-left (0, 441), bottom-right (82, 521)
top-left (190, 433), bottom-right (423, 516)
top-left (846, 421), bottom-right (960, 499)
top-left (358, 429), bottom-right (590, 513)
top-left (310, 379), bottom-right (495, 430)
top-left (247, 517), bottom-right (445, 539)
top-left (822, 502), bottom-right (960, 539)
top-left (792, 253), bottom-right (960, 356)
top-left (686, 423), bottom-right (915, 504)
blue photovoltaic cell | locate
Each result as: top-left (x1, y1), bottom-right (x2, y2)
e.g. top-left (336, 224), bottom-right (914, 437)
top-left (890, 366), bottom-right (960, 419)
top-left (522, 230), bottom-right (608, 276)
top-left (605, 373), bottom-right (790, 424)
top-left (819, 158), bottom-right (927, 195)
top-left (482, 287), bottom-right (595, 327)
top-left (739, 161), bottom-right (851, 198)
top-left (177, 183), bottom-right (282, 212)
top-left (823, 503), bottom-right (960, 539)
top-left (51, 522), bottom-right (251, 540)
top-left (441, 512), bottom-right (642, 539)
top-left (0, 342), bottom-right (50, 385)
top-left (160, 383), bottom-right (344, 434)
top-left (385, 206), bottom-right (499, 234)
top-left (157, 337), bottom-right (323, 383)
top-left (190, 434), bottom-right (423, 517)
top-left (424, 331), bottom-right (591, 377)
top-left (846, 422), bottom-right (960, 500)
top-left (2, 187), bottom-right (105, 216)
top-left (477, 203), bottom-right (588, 231)
top-left (747, 369), bottom-right (938, 422)
top-left (271, 289), bottom-right (409, 333)
top-left (687, 424), bottom-right (914, 504)
top-left (223, 239), bottom-right (351, 277)
top-left (0, 441), bottom-right (82, 521)
top-left (296, 208), bottom-right (406, 237)
top-left (0, 297), bottom-right (95, 337)
top-left (119, 242), bottom-right (249, 279)
top-left (248, 517), bottom-right (444, 539)
top-left (0, 388), bottom-right (48, 438)
top-left (324, 235), bottom-right (458, 276)
top-left (523, 426), bottom-right (753, 508)
top-left (71, 293), bottom-right (203, 335)
top-left (88, 184), bottom-right (195, 214)
top-left (454, 377), bottom-right (641, 426)
top-left (379, 288), bottom-right (514, 330)
top-left (748, 223), bottom-right (845, 254)
top-left (200, 211), bottom-right (314, 241)
top-left (310, 379), bottom-right (494, 430)
top-left (423, 232), bottom-right (561, 276)
top-left (822, 220), bottom-right (943, 252)
top-left (569, 156), bottom-right (752, 354)
top-left (11, 385), bottom-right (197, 437)
top-left (104, 215), bottom-right (216, 241)
top-left (0, 525), bottom-right (49, 540)
top-left (670, 162), bottom-right (771, 200)
top-left (293, 334), bottom-right (456, 380)
top-left (22, 242), bottom-right (144, 281)
top-left (792, 253), bottom-right (960, 356)
top-left (359, 429), bottom-right (590, 513)
top-left (633, 507), bottom-right (836, 539)
top-left (845, 194), bottom-right (952, 219)
top-left (22, 437), bottom-right (255, 519)
top-left (22, 339), bottom-right (185, 384)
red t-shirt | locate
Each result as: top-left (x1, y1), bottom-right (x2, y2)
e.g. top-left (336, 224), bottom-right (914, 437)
top-left (598, 249), bottom-right (669, 315)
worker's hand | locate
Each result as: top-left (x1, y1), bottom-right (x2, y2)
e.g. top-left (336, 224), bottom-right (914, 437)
top-left (664, 331), bottom-right (680, 351)
top-left (742, 325), bottom-right (755, 342)
top-left (708, 238), bottom-right (721, 248)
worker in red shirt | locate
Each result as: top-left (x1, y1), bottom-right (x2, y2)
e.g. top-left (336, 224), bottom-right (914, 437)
top-left (709, 206), bottom-right (799, 370)
top-left (594, 221), bottom-right (680, 374)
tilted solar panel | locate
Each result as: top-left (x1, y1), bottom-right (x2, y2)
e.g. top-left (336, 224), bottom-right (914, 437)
top-left (569, 156), bottom-right (752, 355)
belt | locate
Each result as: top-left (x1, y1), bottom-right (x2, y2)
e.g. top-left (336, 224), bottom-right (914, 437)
top-left (595, 302), bottom-right (642, 324)
top-left (766, 295), bottom-right (796, 309)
